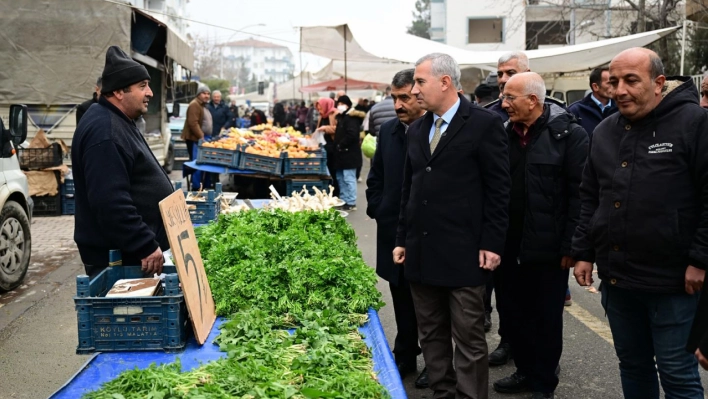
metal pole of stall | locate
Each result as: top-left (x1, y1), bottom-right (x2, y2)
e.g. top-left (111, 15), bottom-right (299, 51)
top-left (300, 28), bottom-right (304, 100)
top-left (344, 25), bottom-right (348, 92)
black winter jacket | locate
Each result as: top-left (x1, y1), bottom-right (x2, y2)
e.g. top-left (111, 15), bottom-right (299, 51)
top-left (72, 97), bottom-right (175, 267)
top-left (506, 104), bottom-right (588, 263)
top-left (333, 108), bottom-right (365, 170)
top-left (572, 77), bottom-right (708, 293)
top-left (207, 101), bottom-right (234, 132)
top-left (366, 118), bottom-right (408, 285)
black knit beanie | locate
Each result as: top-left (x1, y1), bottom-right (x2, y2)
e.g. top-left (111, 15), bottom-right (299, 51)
top-left (100, 46), bottom-right (151, 94)
top-left (337, 95), bottom-right (353, 108)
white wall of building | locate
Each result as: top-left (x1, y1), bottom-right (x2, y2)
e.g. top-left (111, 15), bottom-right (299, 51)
top-left (441, 0), bottom-right (527, 51)
top-left (125, 0), bottom-right (189, 38)
top-left (223, 42), bottom-right (294, 83)
top-left (434, 0), bottom-right (634, 52)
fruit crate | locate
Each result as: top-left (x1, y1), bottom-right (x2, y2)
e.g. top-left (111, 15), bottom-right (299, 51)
top-left (74, 262), bottom-right (188, 354)
top-left (62, 197), bottom-right (75, 215)
top-left (283, 150), bottom-right (328, 176)
top-left (32, 194), bottom-right (61, 217)
top-left (196, 140), bottom-right (240, 168)
top-left (285, 179), bottom-right (330, 196)
top-left (17, 143), bottom-right (63, 170)
top-left (61, 179), bottom-right (75, 197)
top-left (238, 150), bottom-right (284, 175)
top-left (174, 182), bottom-right (222, 225)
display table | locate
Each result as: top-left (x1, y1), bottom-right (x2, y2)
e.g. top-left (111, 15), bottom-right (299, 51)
top-left (48, 309), bottom-right (406, 399)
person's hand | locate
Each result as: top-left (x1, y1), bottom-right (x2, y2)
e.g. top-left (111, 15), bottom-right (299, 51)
top-left (479, 250), bottom-right (500, 271)
top-left (141, 247), bottom-right (164, 276)
top-left (561, 256), bottom-right (574, 270)
top-left (393, 247), bottom-right (406, 265)
top-left (573, 261), bottom-right (594, 286)
top-left (685, 265), bottom-right (705, 294)
top-left (696, 348), bottom-right (708, 370)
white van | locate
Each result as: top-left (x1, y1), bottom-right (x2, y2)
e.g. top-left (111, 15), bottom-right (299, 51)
top-left (546, 76), bottom-right (589, 106)
top-left (0, 105), bottom-right (32, 291)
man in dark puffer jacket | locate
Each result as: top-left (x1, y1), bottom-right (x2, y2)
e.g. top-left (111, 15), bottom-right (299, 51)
top-left (491, 73), bottom-right (587, 399)
top-left (573, 48), bottom-right (707, 399)
top-left (72, 46), bottom-right (174, 279)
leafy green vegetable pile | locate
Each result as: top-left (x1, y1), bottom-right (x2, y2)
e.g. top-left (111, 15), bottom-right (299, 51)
top-left (84, 310), bottom-right (388, 399)
top-left (197, 210), bottom-right (383, 319)
top-left (83, 210), bottom-right (387, 399)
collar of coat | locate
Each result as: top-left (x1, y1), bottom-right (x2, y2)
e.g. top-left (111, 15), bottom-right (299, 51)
top-left (98, 96), bottom-right (137, 126)
top-left (346, 108), bottom-right (367, 119)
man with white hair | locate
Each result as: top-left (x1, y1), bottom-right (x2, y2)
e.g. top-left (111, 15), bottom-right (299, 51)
top-left (394, 52), bottom-right (511, 399)
top-left (493, 72), bottom-right (588, 399)
top-left (485, 50), bottom-right (569, 368)
top-left (207, 90), bottom-right (234, 134)
top-left (485, 51), bottom-right (566, 123)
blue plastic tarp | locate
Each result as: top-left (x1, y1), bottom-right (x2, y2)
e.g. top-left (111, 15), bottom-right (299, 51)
top-left (48, 309), bottom-right (406, 399)
top-left (184, 160), bottom-right (257, 175)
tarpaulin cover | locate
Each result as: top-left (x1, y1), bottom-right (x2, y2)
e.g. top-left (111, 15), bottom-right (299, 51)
top-left (0, 0), bottom-right (132, 105)
top-left (300, 77), bottom-right (389, 93)
top-left (0, 0), bottom-right (193, 105)
top-left (49, 310), bottom-right (407, 399)
top-left (299, 21), bottom-right (680, 73)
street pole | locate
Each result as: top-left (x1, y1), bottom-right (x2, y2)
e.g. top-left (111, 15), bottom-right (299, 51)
top-left (569, 0), bottom-right (576, 45)
top-left (344, 25), bottom-right (348, 92)
top-left (680, 19), bottom-right (687, 75)
top-left (299, 28), bottom-right (304, 100)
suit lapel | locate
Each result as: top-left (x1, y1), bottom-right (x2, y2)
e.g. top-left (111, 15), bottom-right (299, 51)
top-left (429, 96), bottom-right (471, 162)
top-left (419, 113), bottom-right (434, 160)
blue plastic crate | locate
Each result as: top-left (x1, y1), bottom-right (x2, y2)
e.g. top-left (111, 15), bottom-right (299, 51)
top-left (196, 140), bottom-right (240, 167)
top-left (62, 197), bottom-right (75, 215)
top-left (238, 150), bottom-right (283, 175)
top-left (74, 265), bottom-right (188, 354)
top-left (175, 146), bottom-right (189, 160)
top-left (283, 151), bottom-right (327, 176)
top-left (61, 179), bottom-right (75, 196)
top-left (285, 179), bottom-right (330, 196)
top-left (174, 182), bottom-right (222, 225)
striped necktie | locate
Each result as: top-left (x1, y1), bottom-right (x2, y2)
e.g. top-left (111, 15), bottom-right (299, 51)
top-left (430, 117), bottom-right (445, 154)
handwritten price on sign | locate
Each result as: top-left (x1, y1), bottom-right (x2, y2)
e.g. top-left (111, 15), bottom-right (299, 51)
top-left (159, 190), bottom-right (216, 345)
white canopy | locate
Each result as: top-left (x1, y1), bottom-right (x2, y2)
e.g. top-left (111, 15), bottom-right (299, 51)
top-left (299, 21), bottom-right (680, 74)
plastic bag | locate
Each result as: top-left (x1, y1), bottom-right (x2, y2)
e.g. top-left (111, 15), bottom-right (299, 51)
top-left (362, 133), bottom-right (376, 159)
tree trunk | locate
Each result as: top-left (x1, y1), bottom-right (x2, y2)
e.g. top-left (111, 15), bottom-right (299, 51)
top-left (637, 0), bottom-right (646, 32)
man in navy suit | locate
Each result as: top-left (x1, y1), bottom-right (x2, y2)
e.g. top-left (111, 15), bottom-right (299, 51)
top-left (394, 53), bottom-right (511, 399)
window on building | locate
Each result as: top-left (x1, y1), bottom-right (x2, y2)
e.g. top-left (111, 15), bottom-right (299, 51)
top-left (525, 21), bottom-right (570, 50)
top-left (468, 18), bottom-right (503, 44)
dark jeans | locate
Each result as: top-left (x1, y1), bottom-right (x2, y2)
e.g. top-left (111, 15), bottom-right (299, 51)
top-left (601, 283), bottom-right (703, 399)
top-left (507, 261), bottom-right (568, 394)
top-left (389, 279), bottom-right (421, 363)
top-left (186, 139), bottom-right (212, 190)
top-left (410, 282), bottom-right (488, 399)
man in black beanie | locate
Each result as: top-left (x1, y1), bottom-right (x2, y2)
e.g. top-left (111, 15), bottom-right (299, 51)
top-left (71, 45), bottom-right (174, 278)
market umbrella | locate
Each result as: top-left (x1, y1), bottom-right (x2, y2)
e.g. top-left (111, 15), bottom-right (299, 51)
top-left (299, 77), bottom-right (388, 93)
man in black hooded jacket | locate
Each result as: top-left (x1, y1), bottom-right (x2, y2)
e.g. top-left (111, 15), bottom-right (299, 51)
top-left (72, 46), bottom-right (174, 278)
top-left (573, 48), bottom-right (707, 399)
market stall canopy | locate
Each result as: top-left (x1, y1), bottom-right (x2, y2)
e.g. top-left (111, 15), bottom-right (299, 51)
top-left (298, 21), bottom-right (680, 74)
top-left (0, 0), bottom-right (193, 105)
top-left (299, 77), bottom-right (389, 93)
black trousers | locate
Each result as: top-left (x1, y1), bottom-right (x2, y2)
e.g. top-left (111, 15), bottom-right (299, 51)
top-left (507, 260), bottom-right (569, 394)
top-left (484, 257), bottom-right (514, 345)
top-left (389, 278), bottom-right (421, 363)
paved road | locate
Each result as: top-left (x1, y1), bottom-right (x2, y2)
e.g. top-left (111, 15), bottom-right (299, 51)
top-left (2, 168), bottom-right (708, 398)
